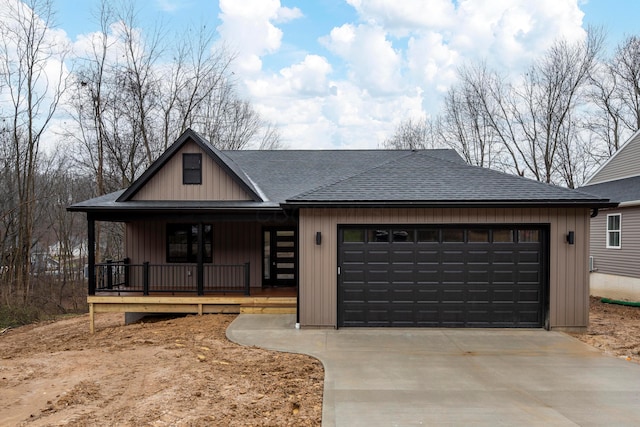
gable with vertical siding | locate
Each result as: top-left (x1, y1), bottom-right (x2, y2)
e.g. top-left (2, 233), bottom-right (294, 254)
top-left (132, 141), bottom-right (252, 201)
top-left (587, 129), bottom-right (640, 185)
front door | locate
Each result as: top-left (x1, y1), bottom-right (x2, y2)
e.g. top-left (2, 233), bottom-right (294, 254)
top-left (263, 227), bottom-right (297, 287)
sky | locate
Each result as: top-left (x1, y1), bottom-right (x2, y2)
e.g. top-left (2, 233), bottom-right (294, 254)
top-left (41, 1), bottom-right (640, 149)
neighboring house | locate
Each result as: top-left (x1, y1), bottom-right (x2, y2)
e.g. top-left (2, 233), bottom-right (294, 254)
top-left (580, 129), bottom-right (640, 301)
top-left (69, 129), bottom-right (613, 331)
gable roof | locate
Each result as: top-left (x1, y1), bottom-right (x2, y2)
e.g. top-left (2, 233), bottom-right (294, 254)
top-left (580, 175), bottom-right (640, 205)
top-left (69, 130), bottom-right (615, 215)
top-left (585, 129), bottom-right (640, 185)
top-left (117, 129), bottom-right (263, 202)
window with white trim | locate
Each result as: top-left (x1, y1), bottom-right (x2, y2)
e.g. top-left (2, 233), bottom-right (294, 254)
top-left (606, 214), bottom-right (621, 249)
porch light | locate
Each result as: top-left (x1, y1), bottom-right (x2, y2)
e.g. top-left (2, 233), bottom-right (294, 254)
top-left (566, 231), bottom-right (575, 245)
top-left (315, 231), bottom-right (322, 245)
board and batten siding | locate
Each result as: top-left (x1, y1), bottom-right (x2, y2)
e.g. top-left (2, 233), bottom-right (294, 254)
top-left (126, 220), bottom-right (263, 288)
top-left (132, 141), bottom-right (251, 201)
top-left (298, 207), bottom-right (591, 329)
top-left (588, 130), bottom-right (640, 185)
top-left (590, 206), bottom-right (640, 279)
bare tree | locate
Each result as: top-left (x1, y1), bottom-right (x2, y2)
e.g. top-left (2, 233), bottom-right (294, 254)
top-left (438, 62), bottom-right (504, 168)
top-left (387, 31), bottom-right (604, 188)
top-left (612, 35), bottom-right (640, 132)
top-left (258, 122), bottom-right (284, 150)
top-left (0, 0), bottom-right (68, 302)
top-left (382, 117), bottom-right (437, 149)
top-left (586, 34), bottom-right (640, 166)
top-left (507, 32), bottom-right (603, 186)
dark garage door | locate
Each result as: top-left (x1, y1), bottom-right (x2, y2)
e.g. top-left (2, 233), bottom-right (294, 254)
top-left (338, 226), bottom-right (546, 328)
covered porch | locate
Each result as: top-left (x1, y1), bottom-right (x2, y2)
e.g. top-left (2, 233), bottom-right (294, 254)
top-left (82, 210), bottom-right (299, 333)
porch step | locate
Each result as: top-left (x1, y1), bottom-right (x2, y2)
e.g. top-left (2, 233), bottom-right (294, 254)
top-left (240, 302), bottom-right (297, 314)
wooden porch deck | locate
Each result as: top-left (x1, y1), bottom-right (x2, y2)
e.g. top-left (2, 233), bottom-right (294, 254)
top-left (87, 287), bottom-right (297, 333)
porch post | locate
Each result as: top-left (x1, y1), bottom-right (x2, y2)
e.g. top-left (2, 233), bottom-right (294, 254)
top-left (87, 214), bottom-right (96, 296)
top-left (197, 222), bottom-right (204, 295)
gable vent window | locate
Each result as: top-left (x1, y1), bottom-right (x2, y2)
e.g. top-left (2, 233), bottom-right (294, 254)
top-left (606, 213), bottom-right (621, 249)
top-left (183, 153), bottom-right (202, 185)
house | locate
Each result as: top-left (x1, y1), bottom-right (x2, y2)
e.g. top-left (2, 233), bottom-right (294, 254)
top-left (68, 129), bottom-right (614, 332)
top-left (580, 129), bottom-right (640, 302)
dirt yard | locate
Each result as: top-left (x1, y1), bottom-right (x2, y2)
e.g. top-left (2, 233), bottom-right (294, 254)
top-left (0, 313), bottom-right (323, 426)
top-left (0, 297), bottom-right (639, 426)
top-left (570, 296), bottom-right (640, 364)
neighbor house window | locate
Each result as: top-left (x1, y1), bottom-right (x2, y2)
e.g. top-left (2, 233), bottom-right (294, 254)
top-left (183, 153), bottom-right (202, 184)
top-left (606, 214), bottom-right (621, 249)
top-left (166, 224), bottom-right (213, 262)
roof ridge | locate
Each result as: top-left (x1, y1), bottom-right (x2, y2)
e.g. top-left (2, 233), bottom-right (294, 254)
top-left (288, 151), bottom-right (417, 200)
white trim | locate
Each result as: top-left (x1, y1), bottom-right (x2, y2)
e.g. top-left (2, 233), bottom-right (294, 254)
top-left (606, 213), bottom-right (622, 249)
top-left (618, 200), bottom-right (640, 208)
top-left (584, 128), bottom-right (640, 185)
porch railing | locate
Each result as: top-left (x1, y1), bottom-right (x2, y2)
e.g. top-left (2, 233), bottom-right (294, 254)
top-left (94, 259), bottom-right (250, 295)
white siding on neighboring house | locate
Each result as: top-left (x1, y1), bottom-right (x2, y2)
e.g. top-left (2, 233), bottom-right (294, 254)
top-left (587, 129), bottom-right (640, 185)
top-left (590, 206), bottom-right (640, 278)
top-left (590, 206), bottom-right (640, 301)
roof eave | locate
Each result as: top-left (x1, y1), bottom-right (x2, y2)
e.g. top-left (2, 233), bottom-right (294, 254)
top-left (281, 200), bottom-right (618, 209)
top-left (68, 205), bottom-right (283, 214)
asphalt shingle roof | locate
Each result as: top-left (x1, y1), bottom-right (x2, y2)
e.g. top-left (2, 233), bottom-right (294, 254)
top-left (580, 175), bottom-right (640, 204)
top-left (286, 150), bottom-right (608, 205)
top-left (68, 130), bottom-right (613, 213)
top-left (223, 149), bottom-right (464, 202)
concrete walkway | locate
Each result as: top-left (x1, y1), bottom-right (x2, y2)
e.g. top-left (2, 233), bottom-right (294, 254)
top-left (227, 314), bottom-right (640, 426)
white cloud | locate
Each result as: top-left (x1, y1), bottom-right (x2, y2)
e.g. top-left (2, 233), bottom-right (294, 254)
top-left (346, 0), bottom-right (456, 33)
top-left (155, 0), bottom-right (182, 13)
top-left (321, 24), bottom-right (403, 95)
top-left (274, 6), bottom-right (303, 24)
top-left (224, 0), bottom-right (589, 148)
top-left (245, 54), bottom-right (332, 98)
top-left (216, 0), bottom-right (302, 74)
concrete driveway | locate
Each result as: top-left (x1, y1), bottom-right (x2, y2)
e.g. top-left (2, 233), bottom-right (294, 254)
top-left (227, 314), bottom-right (640, 426)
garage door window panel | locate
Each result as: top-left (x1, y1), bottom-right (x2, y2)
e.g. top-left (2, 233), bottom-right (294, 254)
top-left (343, 229), bottom-right (365, 243)
top-left (368, 229), bottom-right (390, 243)
top-left (518, 229), bottom-right (540, 242)
top-left (468, 229), bottom-right (490, 243)
top-left (442, 229), bottom-right (464, 242)
top-left (492, 229), bottom-right (514, 243)
top-left (392, 229), bottom-right (414, 242)
top-left (417, 229), bottom-right (439, 242)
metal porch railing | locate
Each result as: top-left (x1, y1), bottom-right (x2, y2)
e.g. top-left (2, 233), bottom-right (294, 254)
top-left (94, 259), bottom-right (250, 295)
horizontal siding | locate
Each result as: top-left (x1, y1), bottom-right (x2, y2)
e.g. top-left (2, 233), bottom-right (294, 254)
top-left (588, 131), bottom-right (640, 184)
top-left (299, 207), bottom-right (590, 329)
top-left (126, 221), bottom-right (263, 287)
top-left (590, 207), bottom-right (640, 278)
top-left (133, 141), bottom-right (251, 201)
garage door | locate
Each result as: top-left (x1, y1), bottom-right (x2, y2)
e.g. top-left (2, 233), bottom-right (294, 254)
top-left (338, 226), bottom-right (546, 328)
